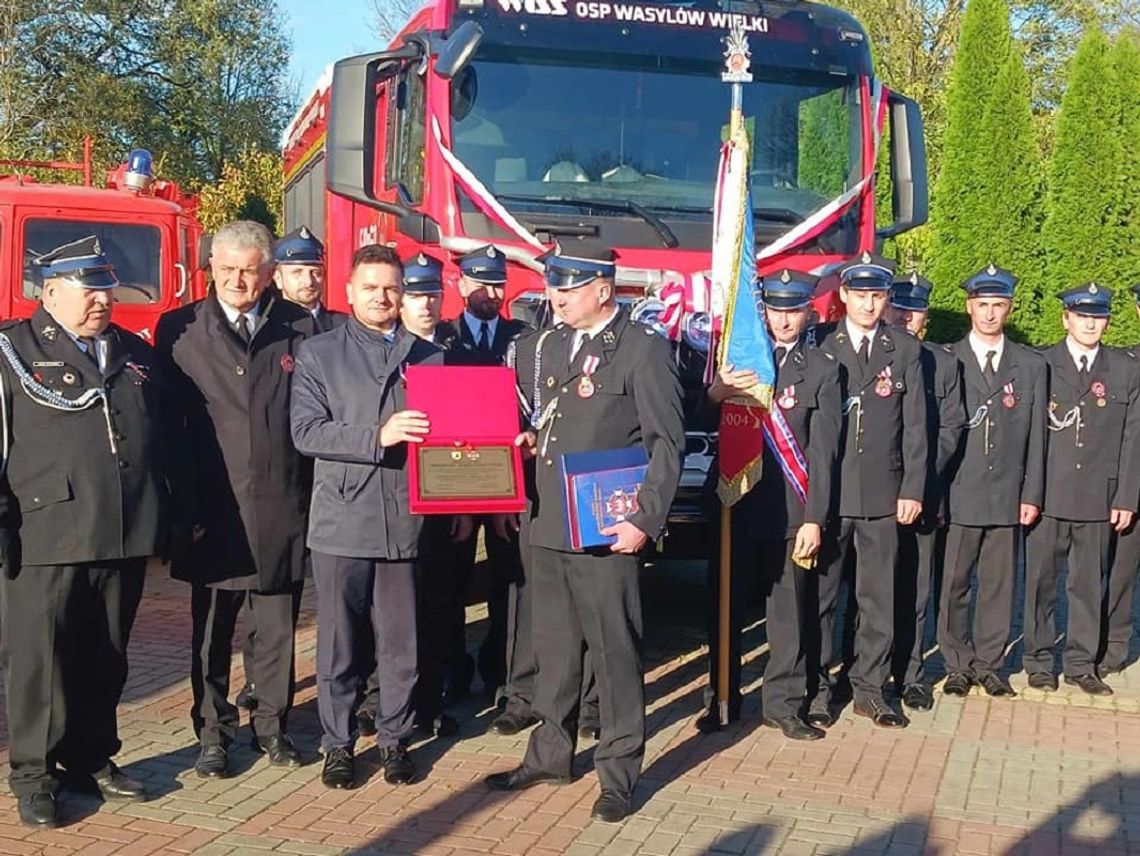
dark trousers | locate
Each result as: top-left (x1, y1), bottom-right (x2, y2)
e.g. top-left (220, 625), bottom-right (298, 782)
top-left (938, 524), bottom-right (1016, 676)
top-left (451, 517), bottom-right (515, 694)
top-left (414, 535), bottom-right (459, 722)
top-left (190, 581), bottom-right (302, 747)
top-left (524, 547), bottom-right (643, 798)
top-left (312, 553), bottom-right (416, 750)
top-left (2, 559), bottom-right (145, 796)
top-left (1102, 522), bottom-right (1139, 670)
top-left (816, 516), bottom-right (897, 703)
top-left (1024, 516), bottom-right (1110, 676)
top-left (893, 519), bottom-right (944, 687)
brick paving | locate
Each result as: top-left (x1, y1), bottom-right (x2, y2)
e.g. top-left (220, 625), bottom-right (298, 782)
top-left (2, 560), bottom-right (1140, 855)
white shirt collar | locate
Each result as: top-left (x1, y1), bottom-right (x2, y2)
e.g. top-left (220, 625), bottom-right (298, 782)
top-left (773, 340), bottom-right (797, 366)
top-left (572, 307), bottom-right (619, 355)
top-left (216, 296), bottom-right (261, 327)
top-left (968, 331), bottom-right (1005, 371)
top-left (463, 310), bottom-right (498, 342)
top-left (1065, 336), bottom-right (1099, 372)
top-left (844, 317), bottom-right (877, 355)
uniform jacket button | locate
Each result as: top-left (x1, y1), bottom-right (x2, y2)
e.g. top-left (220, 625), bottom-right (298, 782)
top-left (236, 366), bottom-right (246, 376)
top-left (119, 460), bottom-right (129, 469)
top-left (561, 386), bottom-right (568, 393)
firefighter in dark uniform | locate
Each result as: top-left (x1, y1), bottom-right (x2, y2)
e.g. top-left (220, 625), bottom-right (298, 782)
top-left (273, 226), bottom-right (348, 333)
top-left (938, 265), bottom-right (1046, 697)
top-left (445, 245), bottom-right (530, 705)
top-left (697, 270), bottom-right (841, 740)
top-left (884, 274), bottom-right (966, 711)
top-left (1023, 283), bottom-right (1140, 695)
top-left (1101, 283), bottom-right (1140, 674)
top-left (0, 237), bottom-right (169, 826)
top-left (291, 244), bottom-right (449, 789)
top-left (808, 252), bottom-right (927, 729)
top-left (156, 220), bottom-right (316, 779)
top-left (485, 244), bottom-right (684, 824)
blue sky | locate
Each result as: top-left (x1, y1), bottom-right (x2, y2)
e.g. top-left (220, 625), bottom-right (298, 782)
top-left (280, 0), bottom-right (383, 95)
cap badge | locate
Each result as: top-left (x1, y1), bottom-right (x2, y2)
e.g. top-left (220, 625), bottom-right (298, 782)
top-left (780, 269), bottom-right (791, 283)
top-left (486, 246), bottom-right (495, 258)
top-left (860, 251), bottom-right (872, 264)
top-left (1090, 283), bottom-right (1098, 294)
top-left (300, 226), bottom-right (311, 239)
top-left (910, 272), bottom-right (919, 285)
top-left (987, 263), bottom-right (998, 276)
top-left (417, 253), bottom-right (427, 265)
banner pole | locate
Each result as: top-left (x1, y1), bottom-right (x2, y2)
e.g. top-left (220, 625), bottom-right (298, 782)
top-left (717, 501), bottom-right (732, 726)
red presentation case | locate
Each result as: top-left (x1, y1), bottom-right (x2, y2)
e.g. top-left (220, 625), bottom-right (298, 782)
top-left (405, 364), bottom-right (526, 515)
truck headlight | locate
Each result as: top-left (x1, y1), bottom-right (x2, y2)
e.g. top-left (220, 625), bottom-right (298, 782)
top-left (682, 312), bottom-right (712, 352)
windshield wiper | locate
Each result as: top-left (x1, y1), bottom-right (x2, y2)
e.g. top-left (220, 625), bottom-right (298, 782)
top-left (497, 194), bottom-right (679, 249)
top-left (646, 203), bottom-right (805, 226)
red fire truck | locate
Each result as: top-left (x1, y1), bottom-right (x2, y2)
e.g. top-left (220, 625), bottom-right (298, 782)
top-left (282, 0), bottom-right (928, 532)
top-left (0, 140), bottom-right (208, 342)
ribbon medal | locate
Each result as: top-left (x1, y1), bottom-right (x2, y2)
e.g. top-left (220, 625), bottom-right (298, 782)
top-left (1002, 381), bottom-right (1016, 409)
top-left (1092, 380), bottom-right (1107, 407)
top-left (578, 355), bottom-right (600, 399)
top-left (874, 366), bottom-right (892, 398)
top-left (779, 385), bottom-right (797, 410)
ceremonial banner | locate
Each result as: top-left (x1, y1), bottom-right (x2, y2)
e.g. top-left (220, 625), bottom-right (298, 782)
top-left (713, 126), bottom-right (775, 506)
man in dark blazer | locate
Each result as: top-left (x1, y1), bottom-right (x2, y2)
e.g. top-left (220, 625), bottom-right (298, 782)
top-left (1023, 284), bottom-right (1140, 695)
top-left (938, 265), bottom-right (1047, 697)
top-left (885, 274), bottom-right (965, 711)
top-left (0, 238), bottom-right (171, 826)
top-left (292, 244), bottom-right (448, 789)
top-left (809, 252), bottom-right (927, 729)
top-left (156, 220), bottom-right (316, 779)
top-left (699, 269), bottom-right (841, 740)
top-left (443, 245), bottom-right (530, 704)
top-left (485, 243), bottom-right (684, 823)
top-left (272, 226), bottom-right (348, 334)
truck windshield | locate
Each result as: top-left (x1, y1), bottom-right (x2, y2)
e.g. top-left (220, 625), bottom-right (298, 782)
top-left (22, 219), bottom-right (162, 304)
top-left (451, 54), bottom-right (862, 227)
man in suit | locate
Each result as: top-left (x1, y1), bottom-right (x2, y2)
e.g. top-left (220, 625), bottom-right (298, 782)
top-left (485, 243), bottom-right (684, 823)
top-left (0, 238), bottom-right (171, 826)
top-left (885, 274), bottom-right (965, 711)
top-left (156, 220), bottom-right (316, 779)
top-left (698, 269), bottom-right (841, 740)
top-left (291, 244), bottom-right (449, 789)
top-left (938, 265), bottom-right (1046, 697)
top-left (1023, 283), bottom-right (1140, 695)
top-left (809, 252), bottom-right (927, 729)
top-left (273, 226), bottom-right (348, 333)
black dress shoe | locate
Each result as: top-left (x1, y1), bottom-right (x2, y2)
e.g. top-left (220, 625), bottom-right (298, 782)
top-left (978, 673), bottom-right (1017, 697)
top-left (93, 762), bottom-right (148, 801)
top-left (805, 697), bottom-right (834, 729)
top-left (488, 712), bottom-right (541, 736)
top-left (764, 715), bottom-right (824, 741)
top-left (194, 745), bottom-right (229, 779)
top-left (485, 766), bottom-right (571, 791)
top-left (416, 713), bottom-right (459, 738)
top-left (1065, 673), bottom-right (1114, 696)
top-left (578, 723), bottom-right (601, 741)
top-left (1027, 671), bottom-right (1058, 691)
top-left (356, 708), bottom-right (378, 738)
top-left (902, 683), bottom-right (935, 711)
top-left (236, 682), bottom-right (257, 711)
top-left (253, 734), bottom-right (302, 767)
top-left (321, 747), bottom-right (355, 790)
top-left (17, 792), bottom-right (57, 827)
top-left (378, 745), bottom-right (416, 785)
top-left (591, 790), bottom-right (632, 823)
top-left (942, 671), bottom-right (973, 697)
top-left (853, 697), bottom-right (908, 729)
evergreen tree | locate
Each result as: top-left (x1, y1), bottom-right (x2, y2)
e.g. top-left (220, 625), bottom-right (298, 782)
top-left (975, 45), bottom-right (1047, 343)
top-left (1108, 31), bottom-right (1140, 347)
top-left (1039, 26), bottom-right (1123, 344)
top-left (926, 0), bottom-right (1014, 339)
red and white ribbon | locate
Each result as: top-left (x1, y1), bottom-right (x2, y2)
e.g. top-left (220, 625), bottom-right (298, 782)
top-left (761, 406), bottom-right (809, 504)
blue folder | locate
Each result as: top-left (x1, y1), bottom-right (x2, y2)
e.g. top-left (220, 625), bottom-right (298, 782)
top-left (560, 446), bottom-right (649, 550)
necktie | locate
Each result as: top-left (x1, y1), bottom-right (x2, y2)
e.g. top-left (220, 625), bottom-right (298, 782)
top-left (234, 314), bottom-right (251, 345)
top-left (572, 332), bottom-right (591, 362)
top-left (856, 337), bottom-right (869, 366)
top-left (78, 336), bottom-right (99, 370)
top-left (774, 346), bottom-right (787, 367)
top-left (983, 350), bottom-right (997, 382)
top-left (478, 321), bottom-right (490, 352)
top-left (1079, 354), bottom-right (1090, 387)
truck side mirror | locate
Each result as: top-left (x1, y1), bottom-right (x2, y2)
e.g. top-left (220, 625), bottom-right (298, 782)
top-left (876, 90), bottom-right (928, 241)
top-left (435, 21), bottom-right (484, 80)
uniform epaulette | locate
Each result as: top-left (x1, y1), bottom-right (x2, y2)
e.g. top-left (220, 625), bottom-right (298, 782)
top-left (942, 344), bottom-right (954, 355)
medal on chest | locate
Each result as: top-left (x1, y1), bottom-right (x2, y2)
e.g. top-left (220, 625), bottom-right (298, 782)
top-left (578, 355), bottom-right (599, 399)
top-left (1002, 381), bottom-right (1016, 409)
top-left (778, 385), bottom-right (797, 410)
top-left (1091, 380), bottom-right (1107, 407)
top-left (874, 366), bottom-right (892, 398)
